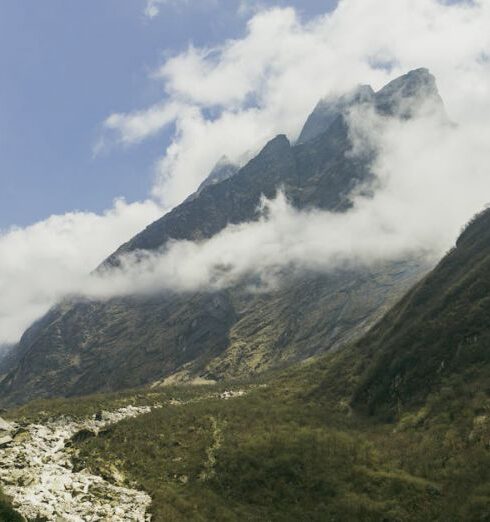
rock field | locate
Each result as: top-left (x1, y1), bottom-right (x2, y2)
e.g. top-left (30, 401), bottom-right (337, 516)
top-left (0, 405), bottom-right (159, 521)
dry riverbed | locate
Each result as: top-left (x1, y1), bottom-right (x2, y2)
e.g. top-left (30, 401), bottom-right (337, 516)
top-left (0, 405), bottom-right (160, 521)
top-left (0, 389), bottom-right (248, 521)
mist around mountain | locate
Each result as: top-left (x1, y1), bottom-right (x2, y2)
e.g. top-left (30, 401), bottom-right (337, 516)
top-left (0, 344), bottom-right (12, 361)
top-left (0, 68), bottom-right (446, 407)
top-left (3, 204), bottom-right (490, 520)
top-left (1, 68), bottom-right (490, 521)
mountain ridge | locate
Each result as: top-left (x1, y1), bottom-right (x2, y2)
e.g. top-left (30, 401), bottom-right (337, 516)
top-left (0, 68), bottom-right (441, 406)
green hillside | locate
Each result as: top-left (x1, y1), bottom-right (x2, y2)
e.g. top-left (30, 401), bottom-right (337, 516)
top-left (54, 208), bottom-right (490, 520)
top-left (352, 207), bottom-right (490, 419)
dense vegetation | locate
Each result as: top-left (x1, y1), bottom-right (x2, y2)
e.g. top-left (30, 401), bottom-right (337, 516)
top-left (351, 207), bottom-right (490, 419)
top-left (69, 209), bottom-right (490, 521)
top-left (6, 354), bottom-right (490, 521)
top-left (64, 348), bottom-right (490, 521)
top-left (4, 209), bottom-right (490, 521)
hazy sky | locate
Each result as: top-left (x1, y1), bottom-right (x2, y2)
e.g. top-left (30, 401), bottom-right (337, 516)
top-left (0, 0), bottom-right (336, 229)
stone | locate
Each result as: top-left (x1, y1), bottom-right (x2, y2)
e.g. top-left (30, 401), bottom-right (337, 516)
top-left (0, 416), bottom-right (13, 432)
top-left (0, 403), bottom-right (157, 521)
top-left (0, 434), bottom-right (13, 447)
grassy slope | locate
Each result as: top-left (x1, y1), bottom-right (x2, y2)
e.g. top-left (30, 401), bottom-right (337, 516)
top-left (5, 344), bottom-right (490, 521)
top-left (352, 208), bottom-right (490, 419)
top-left (69, 346), bottom-right (490, 521)
top-left (64, 355), bottom-right (461, 522)
top-left (70, 205), bottom-right (490, 521)
top-left (6, 210), bottom-right (490, 521)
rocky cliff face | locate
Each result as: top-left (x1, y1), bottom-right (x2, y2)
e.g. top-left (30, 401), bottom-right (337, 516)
top-left (0, 69), bottom-right (443, 406)
top-left (297, 84), bottom-right (375, 144)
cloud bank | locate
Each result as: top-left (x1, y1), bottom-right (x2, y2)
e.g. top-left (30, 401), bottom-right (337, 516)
top-left (108, 0), bottom-right (490, 210)
top-left (2, 0), bottom-right (490, 344)
top-left (0, 200), bottom-right (161, 344)
top-left (86, 105), bottom-right (490, 300)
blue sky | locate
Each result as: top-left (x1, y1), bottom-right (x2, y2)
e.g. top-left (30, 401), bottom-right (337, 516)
top-left (1, 0), bottom-right (489, 345)
top-left (0, 0), bottom-right (335, 229)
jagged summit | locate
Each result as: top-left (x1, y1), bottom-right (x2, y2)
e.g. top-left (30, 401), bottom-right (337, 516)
top-left (299, 68), bottom-right (446, 145)
top-left (198, 156), bottom-right (238, 191)
top-left (0, 69), bottom-right (438, 406)
top-left (297, 84), bottom-right (375, 144)
top-left (257, 133), bottom-right (291, 155)
top-left (185, 156), bottom-right (239, 204)
top-left (374, 67), bottom-right (445, 119)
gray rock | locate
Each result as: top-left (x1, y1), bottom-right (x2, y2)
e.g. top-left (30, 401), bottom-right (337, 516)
top-left (297, 84), bottom-right (374, 144)
top-left (0, 434), bottom-right (13, 447)
top-left (0, 404), bottom-right (157, 521)
top-left (0, 416), bottom-right (13, 432)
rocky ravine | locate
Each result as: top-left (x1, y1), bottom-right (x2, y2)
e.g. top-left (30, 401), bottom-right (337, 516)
top-left (0, 405), bottom-right (160, 521)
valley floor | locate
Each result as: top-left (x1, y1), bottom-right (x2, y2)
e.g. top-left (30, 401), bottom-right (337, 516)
top-left (2, 348), bottom-right (490, 521)
top-left (0, 405), bottom-right (156, 521)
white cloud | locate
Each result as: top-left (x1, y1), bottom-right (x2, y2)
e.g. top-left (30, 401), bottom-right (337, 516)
top-left (144, 0), bottom-right (176, 19)
top-left (94, 102), bottom-right (183, 154)
top-left (4, 0), bottom-right (490, 345)
top-left (0, 200), bottom-right (161, 344)
top-left (104, 0), bottom-right (490, 211)
top-left (145, 1), bottom-right (160, 18)
top-left (144, 0), bottom-right (211, 19)
top-left (84, 105), bottom-right (490, 300)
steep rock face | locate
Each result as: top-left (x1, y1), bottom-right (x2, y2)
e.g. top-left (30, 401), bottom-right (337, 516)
top-left (0, 292), bottom-right (237, 404)
top-left (375, 67), bottom-right (445, 119)
top-left (352, 208), bottom-right (490, 419)
top-left (104, 134), bottom-right (297, 264)
top-left (297, 84), bottom-right (375, 144)
top-left (0, 344), bottom-right (13, 365)
top-left (185, 156), bottom-right (239, 203)
top-left (103, 121), bottom-right (366, 267)
top-left (0, 69), bottom-right (442, 405)
top-left (198, 260), bottom-right (425, 381)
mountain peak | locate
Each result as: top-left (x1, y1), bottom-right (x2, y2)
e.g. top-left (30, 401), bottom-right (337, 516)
top-left (298, 68), bottom-right (446, 146)
top-left (202, 155), bottom-right (237, 186)
top-left (297, 84), bottom-right (375, 144)
top-left (374, 67), bottom-right (445, 119)
top-left (185, 156), bottom-right (239, 203)
top-left (262, 133), bottom-right (291, 151)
